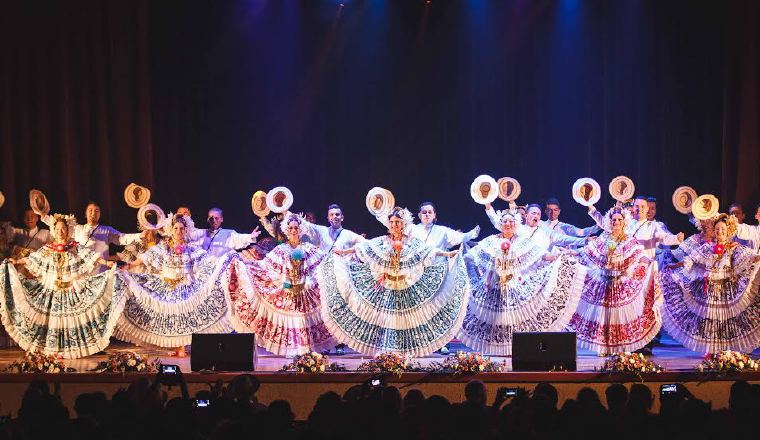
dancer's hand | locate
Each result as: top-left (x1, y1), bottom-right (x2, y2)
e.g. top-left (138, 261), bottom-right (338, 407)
top-left (676, 232), bottom-right (685, 243)
top-left (251, 226), bottom-right (262, 240)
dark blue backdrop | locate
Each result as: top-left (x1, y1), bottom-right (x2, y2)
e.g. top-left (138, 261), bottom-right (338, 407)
top-left (2, 0), bottom-right (758, 238)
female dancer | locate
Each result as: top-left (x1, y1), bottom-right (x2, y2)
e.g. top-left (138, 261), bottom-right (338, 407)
top-left (319, 207), bottom-right (468, 356)
top-left (568, 208), bottom-right (662, 355)
top-left (661, 214), bottom-right (760, 353)
top-left (231, 213), bottom-right (335, 356)
top-left (457, 210), bottom-right (586, 355)
top-left (1, 214), bottom-right (124, 358)
top-left (115, 214), bottom-right (250, 356)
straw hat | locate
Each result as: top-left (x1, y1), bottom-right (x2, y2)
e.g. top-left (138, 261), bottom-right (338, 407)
top-left (671, 186), bottom-right (698, 215)
top-left (124, 183), bottom-right (151, 208)
top-left (29, 189), bottom-right (50, 216)
top-left (251, 190), bottom-right (270, 217)
top-left (572, 178), bottom-right (601, 206)
top-left (470, 175), bottom-right (499, 205)
top-left (137, 203), bottom-right (167, 231)
top-left (608, 176), bottom-right (635, 202)
top-left (266, 186), bottom-right (294, 214)
top-left (692, 194), bottom-right (719, 221)
top-left (497, 177), bottom-right (521, 202)
top-left (366, 187), bottom-right (395, 217)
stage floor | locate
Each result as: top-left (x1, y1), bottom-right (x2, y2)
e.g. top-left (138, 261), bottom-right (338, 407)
top-left (2, 338), bottom-right (757, 374)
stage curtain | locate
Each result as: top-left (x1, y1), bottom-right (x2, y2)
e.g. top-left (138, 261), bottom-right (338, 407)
top-left (0, 0), bottom-right (153, 226)
top-left (722, 0), bottom-right (760, 207)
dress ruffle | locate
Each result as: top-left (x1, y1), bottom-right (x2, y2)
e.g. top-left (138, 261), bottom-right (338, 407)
top-left (661, 244), bottom-right (760, 353)
top-left (114, 250), bottom-right (251, 348)
top-left (318, 237), bottom-right (470, 357)
top-left (457, 235), bottom-right (586, 355)
top-left (568, 236), bottom-right (662, 354)
top-left (0, 261), bottom-right (126, 359)
top-left (232, 243), bottom-right (335, 356)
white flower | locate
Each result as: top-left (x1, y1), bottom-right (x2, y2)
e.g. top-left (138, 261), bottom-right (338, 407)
top-left (319, 364), bottom-right (326, 372)
top-left (127, 359), bottom-right (137, 367)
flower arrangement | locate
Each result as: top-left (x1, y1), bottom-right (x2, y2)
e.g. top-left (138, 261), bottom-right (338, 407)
top-left (4, 351), bottom-right (72, 373)
top-left (357, 352), bottom-right (417, 376)
top-left (281, 351), bottom-right (345, 373)
top-left (597, 352), bottom-right (664, 380)
top-left (91, 351), bottom-right (160, 373)
top-left (428, 351), bottom-right (506, 374)
top-left (713, 243), bottom-right (726, 257)
top-left (698, 351), bottom-right (759, 374)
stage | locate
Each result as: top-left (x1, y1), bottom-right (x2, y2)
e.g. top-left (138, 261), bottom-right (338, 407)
top-left (1, 340), bottom-right (759, 419)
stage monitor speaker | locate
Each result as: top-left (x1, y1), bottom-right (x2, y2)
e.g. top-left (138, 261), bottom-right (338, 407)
top-left (191, 333), bottom-right (256, 372)
top-left (512, 332), bottom-right (576, 372)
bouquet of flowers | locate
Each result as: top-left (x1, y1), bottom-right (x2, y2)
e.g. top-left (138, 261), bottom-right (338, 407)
top-left (597, 352), bottom-right (664, 380)
top-left (281, 351), bottom-right (343, 373)
top-left (4, 351), bottom-right (72, 373)
top-left (91, 351), bottom-right (160, 373)
top-left (357, 352), bottom-right (417, 376)
top-left (698, 351), bottom-right (759, 374)
top-left (428, 351), bottom-right (506, 374)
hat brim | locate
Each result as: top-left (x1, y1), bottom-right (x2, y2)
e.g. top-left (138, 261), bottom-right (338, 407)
top-left (497, 177), bottom-right (521, 202)
top-left (124, 183), bottom-right (151, 209)
top-left (672, 186), bottom-right (698, 214)
top-left (470, 175), bottom-right (499, 205)
top-left (137, 203), bottom-right (166, 231)
top-left (366, 187), bottom-right (394, 217)
top-left (29, 189), bottom-right (50, 216)
top-left (608, 176), bottom-right (635, 202)
top-left (572, 178), bottom-right (601, 206)
top-left (266, 186), bottom-right (294, 213)
top-left (692, 194), bottom-right (719, 220)
top-left (251, 190), bottom-right (271, 217)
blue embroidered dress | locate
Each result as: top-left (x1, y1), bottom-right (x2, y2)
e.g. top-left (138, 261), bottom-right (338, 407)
top-left (0, 243), bottom-right (125, 358)
top-left (318, 235), bottom-right (470, 356)
top-left (115, 242), bottom-right (250, 347)
top-left (457, 234), bottom-right (586, 355)
top-left (661, 242), bottom-right (760, 353)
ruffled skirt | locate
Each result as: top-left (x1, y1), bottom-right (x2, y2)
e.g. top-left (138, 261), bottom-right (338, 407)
top-left (660, 263), bottom-right (760, 353)
top-left (230, 260), bottom-right (335, 356)
top-left (568, 262), bottom-right (662, 354)
top-left (114, 252), bottom-right (250, 348)
top-left (457, 254), bottom-right (586, 355)
top-left (317, 254), bottom-right (470, 357)
top-left (0, 262), bottom-right (126, 359)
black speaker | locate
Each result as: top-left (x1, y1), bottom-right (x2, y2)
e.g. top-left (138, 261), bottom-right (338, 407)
top-left (512, 332), bottom-right (576, 371)
top-left (191, 333), bottom-right (256, 372)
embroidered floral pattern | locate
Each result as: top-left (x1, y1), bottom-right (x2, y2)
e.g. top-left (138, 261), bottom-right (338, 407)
top-left (661, 244), bottom-right (760, 353)
top-left (568, 235), bottom-right (662, 353)
top-left (233, 242), bottom-right (335, 355)
top-left (0, 260), bottom-right (125, 358)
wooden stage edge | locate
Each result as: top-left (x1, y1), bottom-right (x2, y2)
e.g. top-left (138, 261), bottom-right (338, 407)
top-left (2, 370), bottom-right (760, 383)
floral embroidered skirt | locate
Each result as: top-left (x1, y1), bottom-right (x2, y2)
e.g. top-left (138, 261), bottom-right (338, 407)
top-left (317, 254), bottom-right (470, 357)
top-left (230, 260), bottom-right (335, 356)
top-left (115, 252), bottom-right (250, 348)
top-left (660, 263), bottom-right (760, 353)
top-left (568, 262), bottom-right (662, 354)
top-left (0, 262), bottom-right (126, 358)
top-left (457, 253), bottom-right (586, 355)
